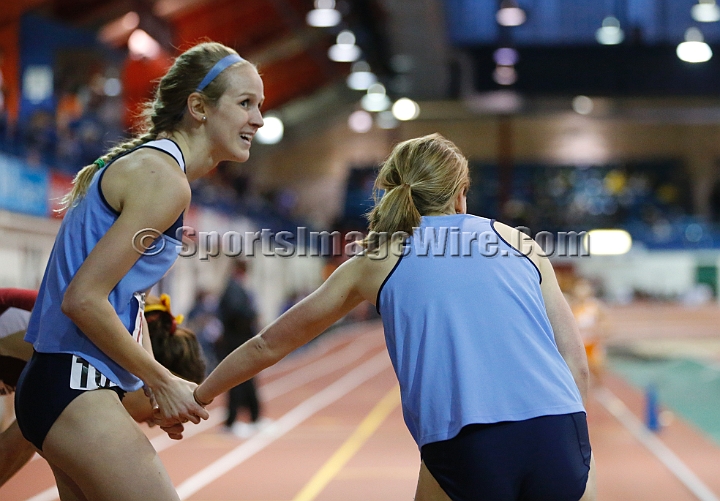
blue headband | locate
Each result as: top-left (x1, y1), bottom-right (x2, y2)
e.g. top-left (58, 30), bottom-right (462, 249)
top-left (195, 54), bottom-right (244, 92)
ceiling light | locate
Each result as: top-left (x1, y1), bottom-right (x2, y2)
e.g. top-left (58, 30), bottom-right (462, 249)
top-left (128, 29), bottom-right (161, 59)
top-left (328, 30), bottom-right (361, 62)
top-left (255, 115), bottom-right (284, 144)
top-left (103, 77), bottom-right (122, 97)
top-left (376, 111), bottom-right (398, 129)
top-left (677, 27), bottom-right (713, 63)
top-left (496, 0), bottom-right (526, 27)
top-left (584, 229), bottom-right (632, 255)
top-left (572, 96), bottom-right (594, 115)
top-left (361, 83), bottom-right (391, 112)
top-left (346, 61), bottom-right (377, 90)
top-left (348, 110), bottom-right (373, 133)
top-left (392, 98), bottom-right (420, 121)
top-left (306, 0), bottom-right (341, 27)
top-left (493, 47), bottom-right (519, 66)
top-left (361, 94), bottom-right (391, 112)
top-left (493, 65), bottom-right (517, 86)
top-left (122, 12), bottom-right (140, 30)
top-left (595, 16), bottom-right (624, 45)
top-left (692, 0), bottom-right (720, 22)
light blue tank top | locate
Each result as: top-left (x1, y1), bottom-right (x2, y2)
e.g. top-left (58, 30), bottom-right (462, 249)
top-left (25, 139), bottom-right (186, 391)
top-left (377, 214), bottom-right (584, 448)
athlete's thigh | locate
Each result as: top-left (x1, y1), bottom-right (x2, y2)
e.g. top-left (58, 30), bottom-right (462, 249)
top-left (49, 463), bottom-right (87, 501)
top-left (42, 389), bottom-right (180, 501)
top-left (415, 461), bottom-right (453, 501)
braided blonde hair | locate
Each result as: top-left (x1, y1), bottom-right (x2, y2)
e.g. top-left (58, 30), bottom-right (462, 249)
top-left (59, 42), bottom-right (248, 211)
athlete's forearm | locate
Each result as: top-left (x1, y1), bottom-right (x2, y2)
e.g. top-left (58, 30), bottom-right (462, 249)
top-left (195, 321), bottom-right (289, 405)
top-left (61, 296), bottom-right (170, 388)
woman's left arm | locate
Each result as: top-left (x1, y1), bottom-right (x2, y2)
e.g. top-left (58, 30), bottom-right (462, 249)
top-left (194, 257), bottom-right (366, 405)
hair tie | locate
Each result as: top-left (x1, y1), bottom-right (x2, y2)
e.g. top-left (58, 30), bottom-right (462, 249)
top-left (144, 293), bottom-right (184, 335)
top-left (196, 54), bottom-right (244, 92)
top-left (403, 182), bottom-right (411, 189)
top-left (93, 158), bottom-right (106, 170)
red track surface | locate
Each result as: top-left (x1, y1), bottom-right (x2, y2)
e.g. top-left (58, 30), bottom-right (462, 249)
top-left (2, 320), bottom-right (720, 501)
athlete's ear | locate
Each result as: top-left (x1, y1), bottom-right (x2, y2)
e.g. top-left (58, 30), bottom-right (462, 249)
top-left (186, 93), bottom-right (208, 123)
top-left (453, 186), bottom-right (468, 214)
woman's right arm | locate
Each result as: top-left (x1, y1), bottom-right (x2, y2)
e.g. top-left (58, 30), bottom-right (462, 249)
top-left (195, 256), bottom-right (367, 405)
top-left (492, 222), bottom-right (589, 405)
top-left (538, 255), bottom-right (590, 405)
top-left (61, 154), bottom-right (207, 425)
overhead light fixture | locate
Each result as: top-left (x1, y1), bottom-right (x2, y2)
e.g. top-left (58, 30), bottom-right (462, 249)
top-left (677, 27), bottom-right (713, 63)
top-left (493, 65), bottom-right (517, 85)
top-left (306, 0), bottom-right (342, 27)
top-left (572, 96), bottom-right (594, 115)
top-left (128, 29), bottom-right (161, 59)
top-left (595, 16), bottom-right (624, 45)
top-left (493, 47), bottom-right (519, 66)
top-left (692, 0), bottom-right (720, 22)
top-left (496, 0), bottom-right (526, 27)
top-left (348, 110), bottom-right (373, 133)
top-left (392, 98), bottom-right (420, 121)
top-left (328, 30), bottom-right (361, 62)
top-left (255, 114), bottom-right (284, 145)
top-left (361, 83), bottom-right (391, 112)
top-left (376, 111), bottom-right (399, 129)
top-left (103, 77), bottom-right (122, 97)
top-left (584, 229), bottom-right (632, 255)
top-left (122, 11), bottom-right (140, 30)
top-left (346, 61), bottom-right (377, 90)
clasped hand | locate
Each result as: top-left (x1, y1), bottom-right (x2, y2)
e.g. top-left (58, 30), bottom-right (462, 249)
top-left (144, 375), bottom-right (209, 440)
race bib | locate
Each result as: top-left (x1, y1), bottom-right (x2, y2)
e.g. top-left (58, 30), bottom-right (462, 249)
top-left (69, 355), bottom-right (118, 390)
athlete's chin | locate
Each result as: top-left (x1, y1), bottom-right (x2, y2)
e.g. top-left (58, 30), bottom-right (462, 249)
top-left (228, 149), bottom-right (250, 163)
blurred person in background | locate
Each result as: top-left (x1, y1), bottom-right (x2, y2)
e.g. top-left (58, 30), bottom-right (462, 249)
top-left (13, 40), bottom-right (264, 501)
top-left (217, 259), bottom-right (268, 437)
top-left (194, 134), bottom-right (595, 501)
top-left (0, 289), bottom-right (206, 488)
top-left (187, 289), bottom-right (223, 375)
top-left (570, 278), bottom-right (607, 386)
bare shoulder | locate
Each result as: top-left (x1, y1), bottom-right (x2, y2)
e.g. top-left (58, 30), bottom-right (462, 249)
top-left (347, 238), bottom-right (404, 305)
top-left (491, 220), bottom-right (545, 272)
top-left (103, 147), bottom-right (190, 213)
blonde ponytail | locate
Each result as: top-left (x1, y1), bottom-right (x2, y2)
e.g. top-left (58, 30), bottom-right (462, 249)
top-left (365, 134), bottom-right (469, 248)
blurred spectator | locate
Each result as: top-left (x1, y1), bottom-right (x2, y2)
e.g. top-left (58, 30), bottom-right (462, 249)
top-left (570, 279), bottom-right (607, 386)
top-left (23, 110), bottom-right (57, 166)
top-left (187, 289), bottom-right (223, 375)
top-left (217, 260), bottom-right (269, 437)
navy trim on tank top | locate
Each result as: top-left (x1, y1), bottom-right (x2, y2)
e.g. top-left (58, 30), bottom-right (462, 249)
top-left (375, 250), bottom-right (406, 315)
top-left (96, 140), bottom-right (186, 234)
top-left (490, 219), bottom-right (542, 284)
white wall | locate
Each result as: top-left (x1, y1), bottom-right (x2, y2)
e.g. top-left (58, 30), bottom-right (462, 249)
top-left (568, 249), bottom-right (717, 303)
top-left (0, 210), bottom-right (59, 289)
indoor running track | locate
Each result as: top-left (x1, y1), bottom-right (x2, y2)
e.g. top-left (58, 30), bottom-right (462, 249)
top-left (2, 320), bottom-right (720, 501)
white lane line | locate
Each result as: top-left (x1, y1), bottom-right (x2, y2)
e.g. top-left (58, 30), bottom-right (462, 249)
top-left (24, 486), bottom-right (58, 501)
top-left (595, 387), bottom-right (719, 501)
top-left (23, 411), bottom-right (232, 501)
top-left (261, 335), bottom-right (383, 400)
top-left (261, 322), bottom-right (382, 378)
top-left (176, 351), bottom-right (391, 500)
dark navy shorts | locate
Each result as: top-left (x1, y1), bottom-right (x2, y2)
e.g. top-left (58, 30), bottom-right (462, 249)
top-left (15, 351), bottom-right (126, 451)
top-left (421, 412), bottom-right (591, 501)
